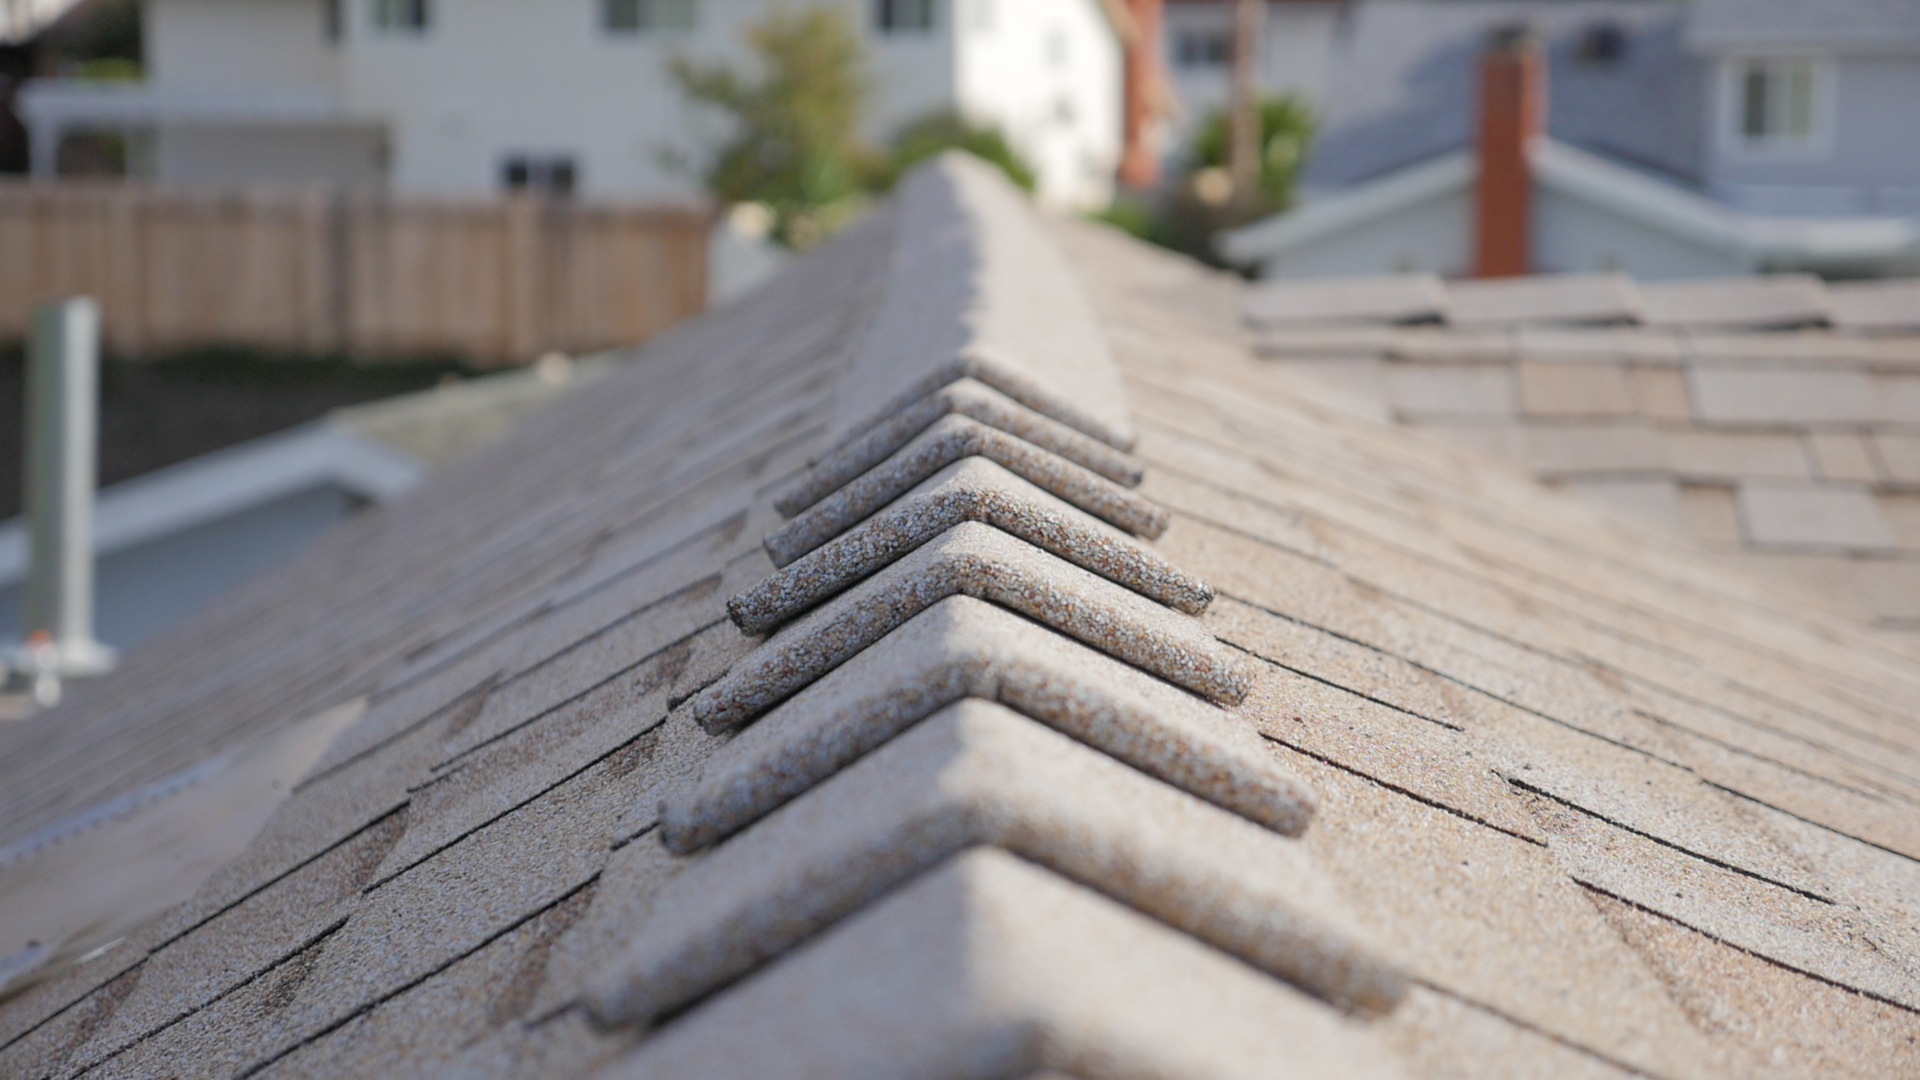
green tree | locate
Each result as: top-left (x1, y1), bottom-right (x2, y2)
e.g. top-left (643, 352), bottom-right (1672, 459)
top-left (1190, 95), bottom-right (1314, 212)
top-left (672, 7), bottom-right (879, 247)
top-left (878, 111), bottom-right (1036, 193)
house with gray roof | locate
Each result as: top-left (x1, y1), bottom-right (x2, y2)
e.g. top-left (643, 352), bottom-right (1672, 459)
top-left (0, 153), bottom-right (1917, 1078)
top-left (1218, 0), bottom-right (1920, 280)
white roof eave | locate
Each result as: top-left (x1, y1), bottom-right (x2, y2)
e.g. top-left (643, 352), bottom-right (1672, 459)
top-left (1532, 139), bottom-right (1920, 264)
top-left (0, 422), bottom-right (424, 587)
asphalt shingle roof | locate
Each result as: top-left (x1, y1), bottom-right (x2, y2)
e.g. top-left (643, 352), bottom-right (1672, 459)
top-left (1, 154), bottom-right (1917, 1078)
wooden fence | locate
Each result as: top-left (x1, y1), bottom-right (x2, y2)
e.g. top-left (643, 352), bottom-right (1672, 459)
top-left (0, 182), bottom-right (710, 365)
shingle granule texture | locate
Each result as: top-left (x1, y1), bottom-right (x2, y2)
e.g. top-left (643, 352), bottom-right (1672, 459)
top-left (592, 701), bottom-right (1403, 1027)
top-left (736, 457), bottom-right (1210, 634)
top-left (7, 152), bottom-right (1920, 1080)
top-left (776, 376), bottom-right (1143, 517)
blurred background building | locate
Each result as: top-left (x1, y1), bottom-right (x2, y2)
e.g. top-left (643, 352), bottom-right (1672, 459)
top-left (9, 0), bottom-right (1130, 208)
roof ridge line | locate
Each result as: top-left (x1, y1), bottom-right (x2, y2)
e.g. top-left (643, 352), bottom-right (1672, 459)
top-left (765, 413), bottom-right (1168, 567)
top-left (736, 457), bottom-right (1209, 636)
top-left (590, 701), bottom-right (1405, 1028)
top-left (582, 155), bottom-right (1410, 1066)
top-left (664, 595), bottom-right (1314, 853)
top-left (778, 376), bottom-right (1143, 518)
top-left (821, 153), bottom-right (1137, 453)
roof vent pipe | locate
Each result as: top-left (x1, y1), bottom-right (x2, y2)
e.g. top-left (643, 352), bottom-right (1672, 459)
top-left (1473, 24), bottom-right (1544, 278)
top-left (8, 298), bottom-right (115, 704)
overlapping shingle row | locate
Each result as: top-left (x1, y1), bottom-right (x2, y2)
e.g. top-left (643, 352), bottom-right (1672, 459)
top-left (582, 155), bottom-right (1409, 1077)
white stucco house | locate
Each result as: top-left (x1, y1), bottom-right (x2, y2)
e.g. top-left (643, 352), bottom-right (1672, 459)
top-left (1210, 0), bottom-right (1920, 281)
top-left (19, 0), bottom-right (1131, 209)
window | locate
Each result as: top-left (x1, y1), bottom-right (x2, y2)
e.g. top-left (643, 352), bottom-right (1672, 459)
top-left (1736, 58), bottom-right (1818, 145)
top-left (875, 0), bottom-right (935, 34)
top-left (1574, 21), bottom-right (1626, 65)
top-left (371, 0), bottom-right (428, 33)
top-left (503, 155), bottom-right (578, 198)
top-left (604, 0), bottom-right (696, 33)
top-left (1175, 29), bottom-right (1230, 69)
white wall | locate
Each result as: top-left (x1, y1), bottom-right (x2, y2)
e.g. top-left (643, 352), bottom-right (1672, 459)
top-left (955, 0), bottom-right (1120, 208)
top-left (134, 0), bottom-right (1113, 204)
top-left (146, 0), bottom-right (340, 88)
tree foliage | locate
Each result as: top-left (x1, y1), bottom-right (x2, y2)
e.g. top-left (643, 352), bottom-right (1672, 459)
top-left (671, 7), bottom-right (878, 246)
top-left (673, 7), bottom-right (1040, 247)
top-left (878, 111), bottom-right (1036, 193)
top-left (1189, 95), bottom-right (1315, 212)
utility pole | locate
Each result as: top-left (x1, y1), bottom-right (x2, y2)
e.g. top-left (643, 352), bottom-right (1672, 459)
top-left (10, 297), bottom-right (116, 705)
top-left (1228, 0), bottom-right (1262, 210)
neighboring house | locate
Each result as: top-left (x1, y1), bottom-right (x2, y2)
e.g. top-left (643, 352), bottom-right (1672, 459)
top-left (2, 154), bottom-right (1918, 1078)
top-left (1243, 269), bottom-right (1920, 630)
top-left (16, 0), bottom-right (1134, 208)
top-left (1216, 0), bottom-right (1920, 280)
top-left (1690, 0), bottom-right (1920, 218)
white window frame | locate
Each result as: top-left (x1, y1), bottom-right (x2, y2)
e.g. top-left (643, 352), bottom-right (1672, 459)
top-left (1717, 54), bottom-right (1835, 160)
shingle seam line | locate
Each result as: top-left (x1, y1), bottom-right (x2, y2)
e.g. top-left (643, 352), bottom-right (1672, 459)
top-left (1217, 582), bottom-right (1900, 792)
top-left (1134, 410), bottom-right (1920, 706)
top-left (1221, 639), bottom-right (1467, 732)
top-left (66, 917), bottom-right (352, 1080)
top-left (1573, 883), bottom-right (1920, 1017)
top-left (1258, 732), bottom-right (1546, 848)
top-left (367, 720), bottom-right (669, 894)
top-left (226, 876), bottom-right (603, 1080)
top-left (1149, 408), bottom-right (1920, 719)
top-left (1412, 980), bottom-right (1671, 1079)
top-left (1218, 591), bottom-right (1704, 773)
top-left (420, 618), bottom-right (723, 778)
top-left (1506, 777), bottom-right (1837, 906)
top-left (1631, 707), bottom-right (1919, 810)
top-left (1701, 780), bottom-right (1920, 868)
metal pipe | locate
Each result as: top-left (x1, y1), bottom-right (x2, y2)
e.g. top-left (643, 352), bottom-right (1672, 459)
top-left (18, 297), bottom-right (115, 682)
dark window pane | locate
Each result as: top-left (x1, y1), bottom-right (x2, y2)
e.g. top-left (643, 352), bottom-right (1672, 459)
top-left (1743, 67), bottom-right (1769, 137)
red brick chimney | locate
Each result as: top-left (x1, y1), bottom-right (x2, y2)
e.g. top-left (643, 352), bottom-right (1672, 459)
top-left (1472, 25), bottom-right (1544, 277)
top-left (1118, 0), bottom-right (1165, 190)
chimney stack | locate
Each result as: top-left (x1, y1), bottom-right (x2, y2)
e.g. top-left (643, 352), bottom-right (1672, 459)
top-left (1118, 0), bottom-right (1165, 190)
top-left (1473, 24), bottom-right (1544, 278)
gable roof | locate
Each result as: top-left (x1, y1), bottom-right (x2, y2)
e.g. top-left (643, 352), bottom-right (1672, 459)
top-left (1304, 1), bottom-right (1706, 190)
top-left (1222, 137), bottom-right (1920, 276)
top-left (1, 153), bottom-right (1919, 1079)
top-left (1688, 0), bottom-right (1920, 52)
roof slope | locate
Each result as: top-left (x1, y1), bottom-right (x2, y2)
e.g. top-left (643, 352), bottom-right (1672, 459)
top-left (1304, 1), bottom-right (1705, 190)
top-left (2, 154), bottom-right (1919, 1079)
top-left (1688, 0), bottom-right (1920, 51)
top-left (1242, 270), bottom-right (1920, 631)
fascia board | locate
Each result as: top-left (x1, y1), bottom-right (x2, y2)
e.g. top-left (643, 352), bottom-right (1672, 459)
top-left (1532, 138), bottom-right (1920, 263)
